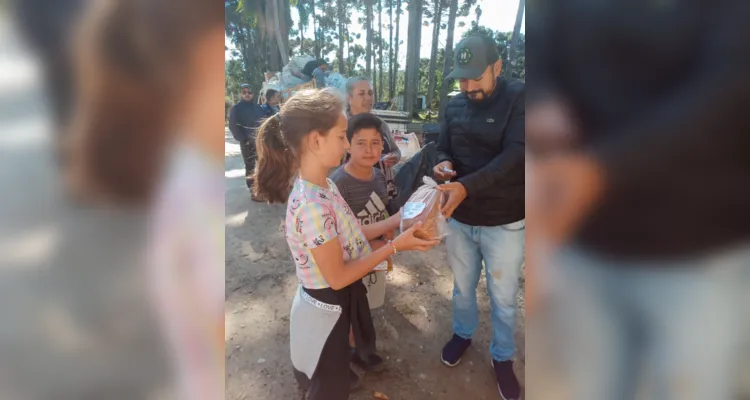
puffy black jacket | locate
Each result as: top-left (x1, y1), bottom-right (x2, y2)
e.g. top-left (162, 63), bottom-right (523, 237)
top-left (229, 101), bottom-right (267, 142)
top-left (437, 78), bottom-right (525, 227)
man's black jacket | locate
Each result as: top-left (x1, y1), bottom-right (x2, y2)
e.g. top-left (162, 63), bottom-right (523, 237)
top-left (229, 101), bottom-right (266, 142)
top-left (437, 77), bottom-right (525, 227)
top-left (528, 0), bottom-right (750, 258)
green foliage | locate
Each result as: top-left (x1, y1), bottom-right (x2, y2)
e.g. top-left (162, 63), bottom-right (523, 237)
top-left (225, 0), bottom-right (524, 108)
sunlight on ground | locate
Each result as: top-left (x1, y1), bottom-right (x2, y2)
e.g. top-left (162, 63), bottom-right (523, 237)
top-left (225, 142), bottom-right (240, 156)
top-left (226, 300), bottom-right (273, 340)
top-left (0, 225), bottom-right (59, 267)
top-left (225, 210), bottom-right (249, 227)
top-left (386, 265), bottom-right (413, 286)
top-left (225, 168), bottom-right (246, 179)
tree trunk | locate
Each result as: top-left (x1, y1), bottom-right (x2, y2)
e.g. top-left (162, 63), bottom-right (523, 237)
top-left (505, 0), bottom-right (525, 79)
top-left (337, 0), bottom-right (346, 73)
top-left (265, 0), bottom-right (280, 71)
top-left (426, 0), bottom-right (443, 110)
top-left (378, 0), bottom-right (384, 101)
top-left (438, 0), bottom-right (458, 114)
top-left (298, 6), bottom-right (305, 54)
top-left (253, 0), bottom-right (269, 73)
top-left (365, 0), bottom-right (373, 76)
top-left (273, 0), bottom-right (289, 66)
top-left (392, 0), bottom-right (402, 104)
top-left (403, 0), bottom-right (422, 115)
top-left (388, 0), bottom-right (394, 100)
top-left (296, 0), bottom-right (305, 54)
top-left (312, 0), bottom-right (320, 59)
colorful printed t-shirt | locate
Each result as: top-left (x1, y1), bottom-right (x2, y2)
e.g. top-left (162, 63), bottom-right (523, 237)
top-left (285, 177), bottom-right (373, 289)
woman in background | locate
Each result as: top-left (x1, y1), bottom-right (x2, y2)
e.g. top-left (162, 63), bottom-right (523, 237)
top-left (65, 0), bottom-right (224, 398)
top-left (345, 77), bottom-right (401, 203)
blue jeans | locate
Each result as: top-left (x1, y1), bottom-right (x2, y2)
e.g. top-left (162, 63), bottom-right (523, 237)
top-left (446, 218), bottom-right (525, 361)
top-left (549, 245), bottom-right (749, 400)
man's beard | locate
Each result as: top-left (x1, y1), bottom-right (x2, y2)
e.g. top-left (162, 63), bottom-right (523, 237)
top-left (464, 90), bottom-right (486, 101)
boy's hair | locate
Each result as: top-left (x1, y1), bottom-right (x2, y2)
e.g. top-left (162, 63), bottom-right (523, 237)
top-left (253, 88), bottom-right (344, 204)
top-left (346, 113), bottom-right (384, 143)
top-left (265, 89), bottom-right (279, 101)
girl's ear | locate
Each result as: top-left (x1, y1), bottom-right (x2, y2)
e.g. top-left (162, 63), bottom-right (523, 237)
top-left (306, 130), bottom-right (322, 154)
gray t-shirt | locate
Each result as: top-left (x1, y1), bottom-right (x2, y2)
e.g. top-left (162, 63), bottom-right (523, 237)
top-left (329, 166), bottom-right (389, 226)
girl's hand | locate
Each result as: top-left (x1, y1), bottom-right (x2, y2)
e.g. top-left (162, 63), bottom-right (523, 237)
top-left (392, 222), bottom-right (440, 252)
top-left (383, 229), bottom-right (395, 241)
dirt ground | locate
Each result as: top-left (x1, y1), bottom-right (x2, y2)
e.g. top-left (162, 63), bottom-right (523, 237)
top-left (224, 131), bottom-right (526, 400)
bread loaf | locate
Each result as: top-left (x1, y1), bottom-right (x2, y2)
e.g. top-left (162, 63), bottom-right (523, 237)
top-left (400, 178), bottom-right (446, 239)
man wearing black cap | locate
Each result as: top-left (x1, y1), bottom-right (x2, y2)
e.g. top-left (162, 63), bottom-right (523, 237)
top-left (433, 34), bottom-right (525, 399)
top-left (229, 84), bottom-right (266, 200)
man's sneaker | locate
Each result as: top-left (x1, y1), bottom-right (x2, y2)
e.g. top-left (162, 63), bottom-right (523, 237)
top-left (492, 359), bottom-right (521, 400)
top-left (440, 334), bottom-right (472, 367)
top-left (351, 349), bottom-right (385, 373)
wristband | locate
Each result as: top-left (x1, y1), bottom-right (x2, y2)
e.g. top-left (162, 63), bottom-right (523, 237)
top-left (388, 240), bottom-right (398, 255)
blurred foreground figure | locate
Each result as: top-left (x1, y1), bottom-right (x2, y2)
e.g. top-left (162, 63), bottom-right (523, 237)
top-left (66, 0), bottom-right (224, 398)
top-left (527, 1), bottom-right (750, 399)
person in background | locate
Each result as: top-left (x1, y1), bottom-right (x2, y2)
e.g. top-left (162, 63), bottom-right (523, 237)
top-left (329, 113), bottom-right (395, 374)
top-left (13, 0), bottom-right (85, 167)
top-left (261, 89), bottom-right (281, 116)
top-left (65, 0), bottom-right (225, 398)
top-left (312, 60), bottom-right (329, 89)
top-left (432, 35), bottom-right (525, 400)
top-left (526, 1), bottom-right (750, 399)
top-left (346, 77), bottom-right (401, 206)
top-left (228, 84), bottom-right (266, 200)
top-left (252, 88), bottom-right (439, 400)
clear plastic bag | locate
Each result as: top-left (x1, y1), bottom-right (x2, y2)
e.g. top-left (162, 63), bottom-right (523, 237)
top-left (399, 176), bottom-right (450, 240)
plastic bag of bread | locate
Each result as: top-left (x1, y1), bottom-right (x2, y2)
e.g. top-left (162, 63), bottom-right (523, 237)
top-left (399, 176), bottom-right (449, 240)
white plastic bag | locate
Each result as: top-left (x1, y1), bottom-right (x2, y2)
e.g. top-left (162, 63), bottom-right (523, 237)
top-left (395, 132), bottom-right (422, 161)
top-left (399, 176), bottom-right (449, 240)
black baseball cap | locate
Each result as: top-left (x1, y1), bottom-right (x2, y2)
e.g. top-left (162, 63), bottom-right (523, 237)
top-left (446, 35), bottom-right (500, 80)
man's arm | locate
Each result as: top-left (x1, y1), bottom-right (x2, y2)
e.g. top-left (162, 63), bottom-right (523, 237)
top-left (591, 1), bottom-right (750, 196)
top-left (457, 90), bottom-right (525, 197)
top-left (436, 105), bottom-right (453, 164)
top-left (227, 106), bottom-right (246, 142)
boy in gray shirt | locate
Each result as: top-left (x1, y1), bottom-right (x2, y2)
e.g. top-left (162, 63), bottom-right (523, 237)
top-left (329, 113), bottom-right (393, 373)
top-left (330, 113), bottom-right (393, 229)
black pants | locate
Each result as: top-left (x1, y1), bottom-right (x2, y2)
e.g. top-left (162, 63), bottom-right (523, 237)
top-left (239, 139), bottom-right (256, 188)
top-left (294, 281), bottom-right (376, 400)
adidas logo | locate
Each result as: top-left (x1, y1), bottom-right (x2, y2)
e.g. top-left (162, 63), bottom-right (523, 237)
top-left (357, 192), bottom-right (388, 225)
